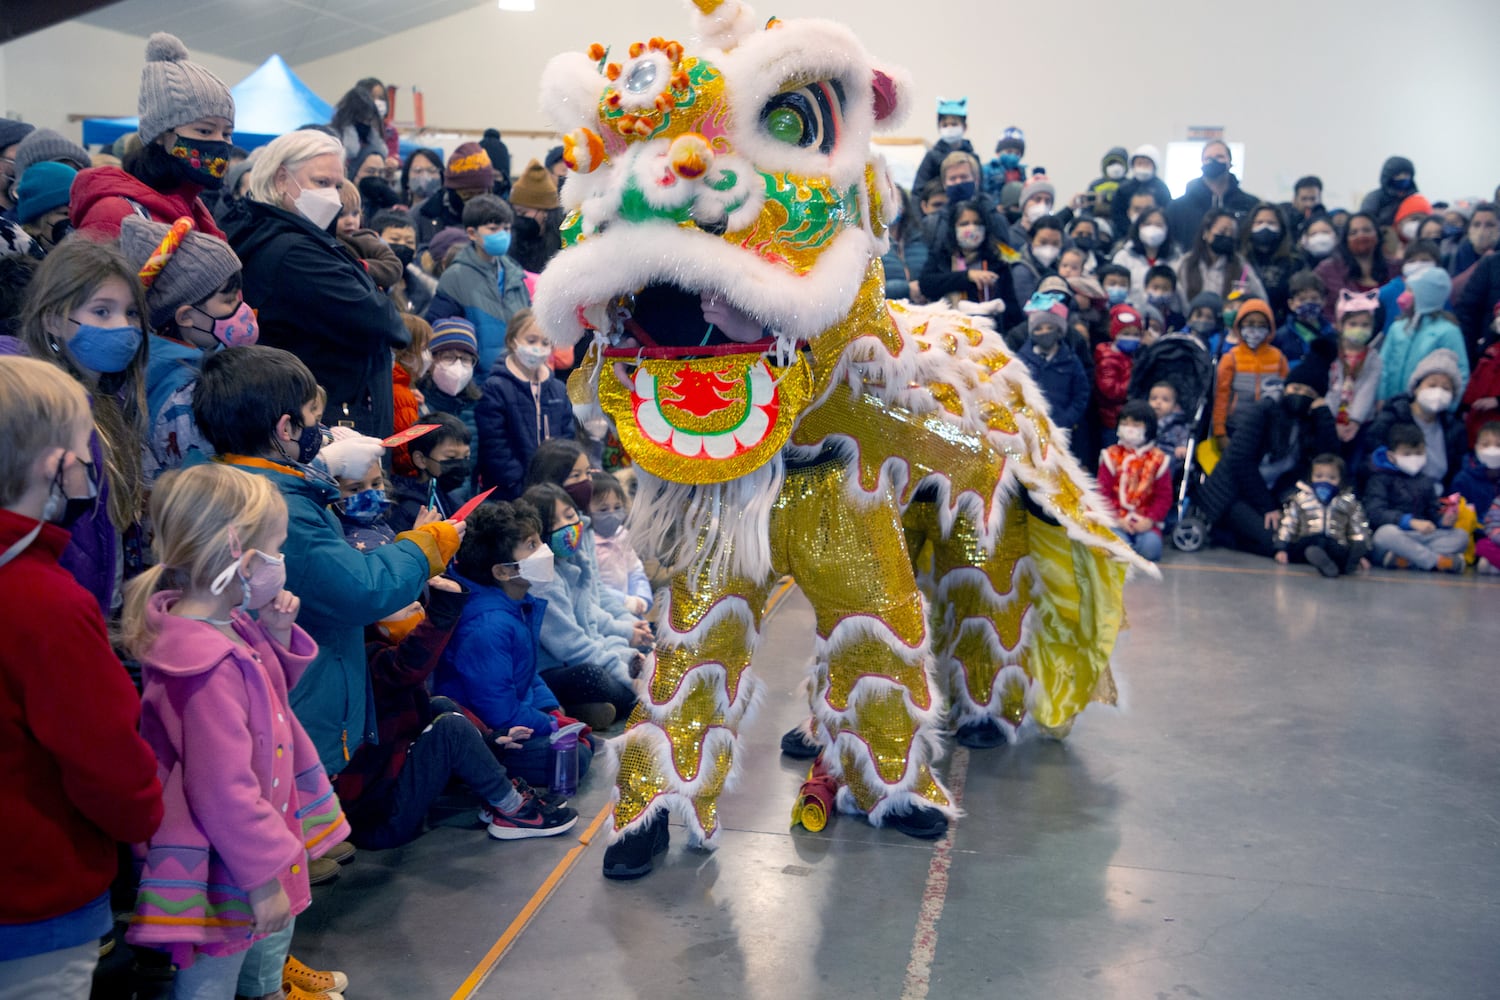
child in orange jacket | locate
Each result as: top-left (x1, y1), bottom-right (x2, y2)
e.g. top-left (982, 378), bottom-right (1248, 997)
top-left (1214, 298), bottom-right (1289, 445)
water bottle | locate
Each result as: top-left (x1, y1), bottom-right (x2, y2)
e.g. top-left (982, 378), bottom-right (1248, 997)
top-left (549, 723), bottom-right (586, 797)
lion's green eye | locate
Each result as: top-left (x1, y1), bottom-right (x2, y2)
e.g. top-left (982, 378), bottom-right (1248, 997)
top-left (765, 106), bottom-right (806, 145)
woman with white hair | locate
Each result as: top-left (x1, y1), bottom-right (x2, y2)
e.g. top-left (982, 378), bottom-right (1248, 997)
top-left (221, 128), bottom-right (409, 437)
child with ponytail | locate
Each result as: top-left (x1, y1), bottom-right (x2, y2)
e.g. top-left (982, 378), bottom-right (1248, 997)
top-left (121, 463), bottom-right (350, 999)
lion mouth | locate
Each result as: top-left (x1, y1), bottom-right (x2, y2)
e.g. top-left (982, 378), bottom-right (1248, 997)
top-left (603, 281), bottom-right (773, 357)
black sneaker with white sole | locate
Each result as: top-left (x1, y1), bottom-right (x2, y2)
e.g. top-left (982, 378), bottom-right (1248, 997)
top-left (487, 799), bottom-right (578, 840)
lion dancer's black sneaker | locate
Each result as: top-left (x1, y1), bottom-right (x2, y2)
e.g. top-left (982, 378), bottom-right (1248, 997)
top-left (602, 813), bottom-right (671, 880)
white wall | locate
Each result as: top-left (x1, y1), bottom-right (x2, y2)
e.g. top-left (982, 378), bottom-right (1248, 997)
top-left (4, 0), bottom-right (1498, 209)
top-left (0, 21), bottom-right (254, 142)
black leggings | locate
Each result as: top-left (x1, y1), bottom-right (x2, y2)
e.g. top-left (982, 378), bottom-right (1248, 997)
top-left (539, 663), bottom-right (637, 719)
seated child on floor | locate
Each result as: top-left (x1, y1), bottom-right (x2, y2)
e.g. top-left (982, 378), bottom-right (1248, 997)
top-left (387, 412), bottom-right (473, 530)
top-left (1097, 400), bottom-right (1173, 561)
top-left (588, 471), bottom-right (652, 615)
top-left (1365, 423), bottom-right (1468, 573)
top-left (1273, 454), bottom-right (1372, 577)
top-left (1452, 421), bottom-right (1500, 516)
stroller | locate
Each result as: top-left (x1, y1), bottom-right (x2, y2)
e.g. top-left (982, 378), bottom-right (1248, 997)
top-left (1128, 331), bottom-right (1220, 551)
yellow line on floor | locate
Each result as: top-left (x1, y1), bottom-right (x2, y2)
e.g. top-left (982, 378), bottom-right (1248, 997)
top-left (448, 576), bottom-right (800, 999)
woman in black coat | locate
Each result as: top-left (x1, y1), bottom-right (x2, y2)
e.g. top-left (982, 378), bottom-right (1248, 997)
top-left (223, 129), bottom-right (408, 437)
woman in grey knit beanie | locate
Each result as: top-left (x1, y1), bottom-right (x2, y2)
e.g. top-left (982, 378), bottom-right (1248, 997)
top-left (70, 33), bottom-right (235, 240)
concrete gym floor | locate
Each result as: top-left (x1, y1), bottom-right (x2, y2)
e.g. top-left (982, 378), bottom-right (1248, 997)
top-left (275, 550), bottom-right (1498, 999)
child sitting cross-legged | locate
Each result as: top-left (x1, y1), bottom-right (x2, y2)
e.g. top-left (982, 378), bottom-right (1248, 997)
top-left (1365, 423), bottom-right (1469, 573)
top-left (1273, 453), bottom-right (1372, 577)
top-left (1097, 399), bottom-right (1173, 561)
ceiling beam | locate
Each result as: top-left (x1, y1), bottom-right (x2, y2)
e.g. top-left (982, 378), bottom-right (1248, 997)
top-left (2, 0), bottom-right (123, 43)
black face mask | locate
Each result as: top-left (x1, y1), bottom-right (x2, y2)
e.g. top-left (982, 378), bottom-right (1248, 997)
top-left (391, 243), bottom-right (415, 269)
top-left (1209, 234), bottom-right (1237, 256)
top-left (277, 418), bottom-right (321, 466)
top-left (1283, 393), bottom-right (1312, 418)
top-left (1032, 331), bottom-right (1061, 351)
top-left (431, 456), bottom-right (472, 491)
top-left (1201, 160), bottom-right (1229, 181)
top-left (49, 219), bottom-right (73, 247)
top-left (1073, 235), bottom-right (1097, 253)
top-left (1250, 229), bottom-right (1281, 254)
top-left (165, 137), bottom-right (232, 191)
top-left (512, 216), bottom-right (542, 242)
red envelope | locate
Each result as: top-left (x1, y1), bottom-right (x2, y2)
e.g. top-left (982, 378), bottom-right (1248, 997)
top-left (451, 487), bottom-right (498, 522)
top-left (382, 424), bottom-right (440, 448)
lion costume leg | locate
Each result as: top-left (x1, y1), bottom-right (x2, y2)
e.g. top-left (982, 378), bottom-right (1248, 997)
top-left (772, 457), bottom-right (955, 827)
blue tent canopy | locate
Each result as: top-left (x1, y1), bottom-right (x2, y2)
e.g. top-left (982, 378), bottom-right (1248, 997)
top-left (82, 54), bottom-right (334, 150)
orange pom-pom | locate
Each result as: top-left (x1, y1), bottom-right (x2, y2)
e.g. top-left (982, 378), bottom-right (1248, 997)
top-left (605, 63), bottom-right (622, 81)
top-left (664, 41), bottom-right (684, 64)
top-left (587, 42), bottom-right (606, 61)
top-left (628, 41), bottom-right (645, 58)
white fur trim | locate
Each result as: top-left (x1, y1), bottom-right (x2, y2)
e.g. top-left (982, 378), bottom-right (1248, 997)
top-left (539, 51), bottom-right (608, 134)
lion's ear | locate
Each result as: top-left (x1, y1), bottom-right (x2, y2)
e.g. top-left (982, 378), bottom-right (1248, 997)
top-left (869, 63), bottom-right (912, 133)
top-left (540, 50), bottom-right (607, 133)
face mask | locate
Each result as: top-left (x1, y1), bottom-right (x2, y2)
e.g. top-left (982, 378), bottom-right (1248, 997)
top-left (1394, 453), bottom-right (1427, 476)
top-left (1441, 223), bottom-right (1464, 241)
top-left (409, 174), bottom-right (442, 199)
top-left (391, 243), bottom-right (416, 269)
top-left (955, 224), bottom-right (985, 251)
top-left (1416, 386), bottom-right (1453, 413)
top-left (1311, 481), bottom-right (1339, 505)
top-left (1399, 219), bottom-right (1420, 242)
top-left (938, 125), bottom-right (965, 143)
top-left (1189, 317), bottom-right (1217, 336)
top-left (1282, 392), bottom-right (1311, 417)
top-left (1209, 234), bottom-right (1237, 256)
top-left (290, 178), bottom-right (342, 230)
top-left (1347, 233), bottom-right (1378, 256)
top-left (1388, 177), bottom-right (1414, 194)
top-left (0, 452), bottom-right (93, 568)
top-left (1106, 286), bottom-right (1129, 306)
top-left (1341, 324), bottom-right (1373, 346)
top-left (1073, 235), bottom-right (1097, 253)
top-left (482, 230), bottom-right (512, 258)
top-left (374, 98), bottom-right (388, 117)
top-left (1105, 163), bottom-right (1126, 181)
top-left (1240, 325), bottom-right (1270, 349)
top-left (1293, 301), bottom-right (1323, 325)
top-left (1024, 201), bottom-right (1050, 223)
top-left (1032, 331), bottom-right (1061, 351)
top-left (1476, 447), bottom-right (1500, 470)
top-left (512, 546), bottom-right (555, 585)
top-left (945, 180), bottom-right (976, 203)
top-left (211, 547), bottom-right (286, 612)
top-left (1201, 160), bottom-right (1229, 181)
top-left (167, 137), bottom-right (232, 190)
top-left (592, 510), bottom-right (624, 538)
top-left (513, 342), bottom-right (552, 369)
top-left (431, 357), bottom-right (475, 396)
top-left (280, 417), bottom-right (321, 466)
top-left (1250, 227), bottom-right (1281, 253)
top-left (998, 152), bottom-right (1021, 170)
top-left (1131, 165), bottom-right (1155, 182)
top-left (194, 299), bottom-right (259, 348)
top-left (1402, 260), bottom-right (1434, 280)
top-left (1116, 424), bottom-right (1146, 448)
top-left (1147, 292), bottom-right (1174, 310)
top-left (1305, 232), bottom-right (1337, 257)
top-left (64, 322), bottom-right (142, 374)
top-left (429, 456), bottom-right (472, 492)
top-left (1139, 225), bottom-right (1166, 249)
top-left (340, 487), bottom-right (388, 524)
top-left (583, 416), bottom-right (609, 439)
top-left (1032, 244), bottom-right (1060, 267)
top-left (549, 520), bottom-right (583, 559)
top-left (564, 478), bottom-right (594, 510)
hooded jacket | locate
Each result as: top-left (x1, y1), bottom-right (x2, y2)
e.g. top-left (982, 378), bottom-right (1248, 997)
top-left (1452, 453), bottom-right (1500, 514)
top-left (1198, 395), bottom-right (1338, 522)
top-left (413, 188), bottom-right (466, 248)
top-left (1213, 302), bottom-right (1289, 437)
top-left (69, 166), bottom-right (224, 240)
top-left (1166, 173), bottom-right (1260, 249)
top-left (144, 336), bottom-right (214, 484)
top-left (435, 575), bottom-right (560, 733)
top-left (426, 243), bottom-right (531, 370)
top-left (1085, 146), bottom-right (1129, 219)
top-left (1363, 446), bottom-right (1442, 527)
top-left (527, 534), bottom-right (638, 683)
top-left (475, 356), bottom-right (576, 500)
top-left (0, 510), bottom-right (162, 941)
top-left (1359, 157), bottom-right (1417, 229)
top-left (128, 596), bottom-right (348, 966)
top-left (1110, 144), bottom-right (1175, 235)
top-left (223, 199), bottom-right (409, 438)
top-left (1366, 395), bottom-right (1468, 489)
top-left (1017, 334), bottom-right (1089, 430)
top-left (1378, 270), bottom-right (1469, 402)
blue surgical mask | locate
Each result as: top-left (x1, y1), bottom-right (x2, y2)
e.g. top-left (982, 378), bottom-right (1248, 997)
top-left (341, 487), bottom-right (388, 524)
top-left (63, 321), bottom-right (142, 374)
top-left (482, 230), bottom-right (512, 258)
top-left (1106, 286), bottom-right (1129, 306)
top-left (1311, 481), bottom-right (1338, 505)
top-left (1115, 336), bottom-right (1141, 355)
top-left (998, 152), bottom-right (1021, 170)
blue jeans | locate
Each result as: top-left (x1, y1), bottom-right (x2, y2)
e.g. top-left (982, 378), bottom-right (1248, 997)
top-left (1119, 529), bottom-right (1163, 561)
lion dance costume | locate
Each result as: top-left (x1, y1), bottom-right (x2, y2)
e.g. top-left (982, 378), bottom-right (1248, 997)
top-left (532, 0), bottom-right (1148, 877)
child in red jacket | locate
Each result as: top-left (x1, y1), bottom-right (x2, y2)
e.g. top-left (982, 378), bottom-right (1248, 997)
top-left (0, 357), bottom-right (162, 997)
top-left (1095, 303), bottom-right (1143, 445)
top-left (1098, 399), bottom-right (1173, 561)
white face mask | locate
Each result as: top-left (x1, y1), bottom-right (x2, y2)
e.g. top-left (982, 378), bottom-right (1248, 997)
top-left (374, 98), bottom-right (388, 117)
top-left (1399, 219), bottom-right (1420, 241)
top-left (514, 343), bottom-right (552, 369)
top-left (1139, 225), bottom-right (1167, 249)
top-left (1032, 244), bottom-right (1060, 267)
top-left (1305, 232), bottom-right (1337, 257)
top-left (431, 357), bottom-right (475, 396)
top-left (938, 125), bottom-right (965, 143)
top-left (1394, 453), bottom-right (1427, 476)
top-left (1117, 424), bottom-right (1146, 448)
top-left (1403, 260), bottom-right (1434, 280)
top-left (1105, 163), bottom-right (1126, 181)
top-left (289, 177), bottom-right (342, 230)
top-left (512, 546), bottom-right (555, 585)
top-left (1416, 386), bottom-right (1453, 413)
top-left (1024, 201), bottom-right (1051, 223)
top-left (1477, 446), bottom-right (1500, 469)
top-left (956, 224), bottom-right (985, 251)
top-left (1131, 165), bottom-right (1155, 182)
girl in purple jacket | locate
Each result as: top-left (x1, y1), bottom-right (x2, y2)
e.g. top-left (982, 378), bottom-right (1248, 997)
top-left (122, 464), bottom-right (350, 999)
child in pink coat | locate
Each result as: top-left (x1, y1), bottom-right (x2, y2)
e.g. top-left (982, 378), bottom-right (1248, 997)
top-left (122, 464), bottom-right (349, 999)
